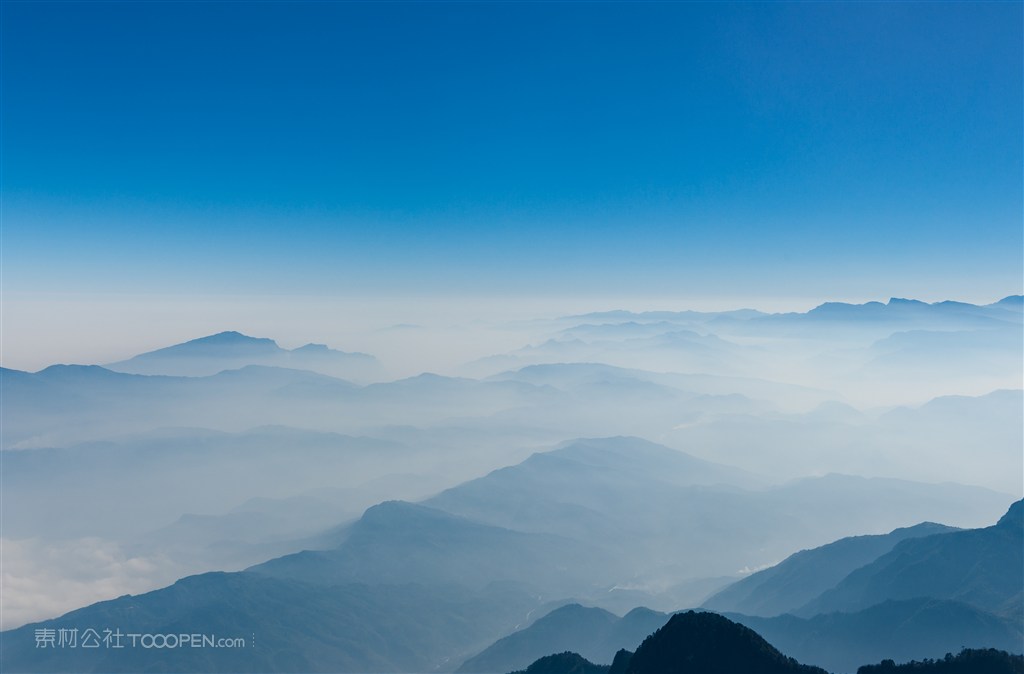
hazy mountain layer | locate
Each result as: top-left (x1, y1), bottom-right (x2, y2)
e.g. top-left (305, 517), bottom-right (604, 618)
top-left (731, 598), bottom-right (1024, 674)
top-left (702, 522), bottom-right (958, 616)
top-left (0, 573), bottom-right (543, 673)
top-left (797, 500), bottom-right (1024, 618)
top-left (458, 605), bottom-right (668, 674)
top-left (107, 331), bottom-right (381, 381)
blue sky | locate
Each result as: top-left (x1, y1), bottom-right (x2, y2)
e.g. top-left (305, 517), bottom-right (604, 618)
top-left (3, 1), bottom-right (1022, 304)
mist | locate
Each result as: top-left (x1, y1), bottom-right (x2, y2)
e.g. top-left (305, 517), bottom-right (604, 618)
top-left (2, 295), bottom-right (1020, 634)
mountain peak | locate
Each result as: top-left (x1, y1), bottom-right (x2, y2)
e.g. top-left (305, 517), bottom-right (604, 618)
top-left (186, 331), bottom-right (279, 347)
top-left (624, 611), bottom-right (827, 674)
top-left (993, 295), bottom-right (1024, 307)
top-left (886, 297), bottom-right (927, 306)
top-left (511, 652), bottom-right (608, 674)
top-left (292, 342), bottom-right (330, 353)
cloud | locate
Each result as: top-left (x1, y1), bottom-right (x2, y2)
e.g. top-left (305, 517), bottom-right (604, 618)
top-left (0, 537), bottom-right (179, 630)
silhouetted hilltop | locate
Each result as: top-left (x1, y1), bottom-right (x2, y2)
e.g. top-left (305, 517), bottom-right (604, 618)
top-left (622, 611), bottom-right (828, 674)
top-left (608, 649), bottom-right (634, 674)
top-left (510, 652), bottom-right (610, 674)
top-left (857, 648), bottom-right (1024, 673)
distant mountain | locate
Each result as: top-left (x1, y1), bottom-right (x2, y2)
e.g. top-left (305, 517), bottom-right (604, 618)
top-left (710, 296), bottom-right (1023, 340)
top-left (795, 297), bottom-right (1019, 327)
top-left (862, 327), bottom-right (1023, 381)
top-left (2, 426), bottom-right (411, 539)
top-left (487, 362), bottom-right (843, 412)
top-left (0, 363), bottom-right (364, 447)
top-left (559, 308), bottom-right (767, 325)
top-left (0, 572), bottom-right (543, 673)
top-left (856, 648), bottom-right (1024, 674)
top-left (496, 324), bottom-right (754, 378)
top-left (106, 331), bottom-right (381, 381)
top-left (249, 500), bottom-right (606, 596)
top-left (2, 361), bottom-right (560, 449)
top-left (459, 604), bottom-right (669, 674)
top-left (702, 522), bottom-right (958, 617)
top-left (798, 500), bottom-right (1023, 618)
top-left (992, 295), bottom-right (1024, 308)
top-left (619, 610), bottom-right (827, 674)
top-left (427, 437), bottom-right (1013, 597)
top-left (661, 389), bottom-right (1023, 494)
top-left (731, 598), bottom-right (1024, 674)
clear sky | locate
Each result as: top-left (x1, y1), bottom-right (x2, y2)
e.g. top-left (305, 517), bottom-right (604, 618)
top-left (2, 1), bottom-right (1022, 367)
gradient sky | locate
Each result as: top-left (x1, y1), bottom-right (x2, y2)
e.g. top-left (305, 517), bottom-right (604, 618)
top-left (2, 1), bottom-right (1022, 366)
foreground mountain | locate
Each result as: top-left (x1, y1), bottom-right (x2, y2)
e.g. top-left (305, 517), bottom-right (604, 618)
top-left (510, 652), bottom-right (610, 674)
top-left (702, 522), bottom-right (958, 617)
top-left (798, 500), bottom-right (1023, 618)
top-left (606, 610), bottom-right (827, 674)
top-left (484, 502), bottom-right (1024, 674)
top-left (459, 605), bottom-right (669, 673)
top-left (0, 572), bottom-right (542, 673)
top-left (106, 331), bottom-right (381, 381)
top-left (4, 446), bottom-right (1018, 672)
top-left (719, 500), bottom-right (1024, 671)
top-left (856, 648), bottom-right (1024, 673)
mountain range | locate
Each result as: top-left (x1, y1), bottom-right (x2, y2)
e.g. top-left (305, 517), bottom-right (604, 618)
top-left (3, 296), bottom-right (1022, 670)
top-left (106, 331), bottom-right (382, 381)
top-left (455, 500), bottom-right (1022, 674)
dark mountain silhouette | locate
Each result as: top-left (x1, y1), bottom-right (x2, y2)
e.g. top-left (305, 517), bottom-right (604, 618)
top-left (616, 610), bottom-right (827, 674)
top-left (856, 648), bottom-right (1024, 674)
top-left (798, 500), bottom-right (1023, 618)
top-left (608, 649), bottom-right (634, 674)
top-left (509, 652), bottom-right (610, 674)
top-left (703, 522), bottom-right (958, 616)
top-left (459, 604), bottom-right (669, 673)
top-left (479, 504), bottom-right (1024, 674)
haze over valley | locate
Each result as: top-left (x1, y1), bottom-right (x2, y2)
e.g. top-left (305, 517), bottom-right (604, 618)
top-left (3, 1), bottom-right (1021, 671)
top-left (2, 295), bottom-right (1021, 673)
